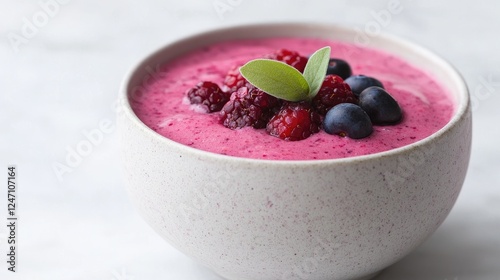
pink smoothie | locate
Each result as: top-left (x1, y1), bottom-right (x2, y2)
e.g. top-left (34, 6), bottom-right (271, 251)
top-left (131, 38), bottom-right (454, 160)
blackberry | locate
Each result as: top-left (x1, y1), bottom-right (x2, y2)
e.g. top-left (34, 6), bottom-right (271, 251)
top-left (186, 81), bottom-right (229, 112)
top-left (220, 87), bottom-right (281, 129)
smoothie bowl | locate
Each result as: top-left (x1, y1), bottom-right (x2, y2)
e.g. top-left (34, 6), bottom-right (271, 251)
top-left (118, 23), bottom-right (471, 280)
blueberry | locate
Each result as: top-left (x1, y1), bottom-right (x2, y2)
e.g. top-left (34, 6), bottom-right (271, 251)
top-left (358, 86), bottom-right (402, 124)
top-left (326, 58), bottom-right (352, 80)
top-left (344, 75), bottom-right (384, 97)
top-left (323, 103), bottom-right (373, 139)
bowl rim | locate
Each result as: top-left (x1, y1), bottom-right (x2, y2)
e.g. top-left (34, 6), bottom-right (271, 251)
top-left (119, 22), bottom-right (470, 166)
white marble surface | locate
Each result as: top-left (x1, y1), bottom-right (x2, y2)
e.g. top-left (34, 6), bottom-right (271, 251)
top-left (1, 0), bottom-right (499, 279)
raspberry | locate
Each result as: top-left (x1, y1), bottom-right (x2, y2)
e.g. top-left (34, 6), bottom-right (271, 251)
top-left (312, 75), bottom-right (358, 115)
top-left (186, 81), bottom-right (229, 112)
top-left (266, 49), bottom-right (308, 72)
top-left (266, 102), bottom-right (321, 141)
top-left (223, 49), bottom-right (307, 92)
top-left (222, 66), bottom-right (248, 93)
top-left (220, 87), bottom-right (281, 129)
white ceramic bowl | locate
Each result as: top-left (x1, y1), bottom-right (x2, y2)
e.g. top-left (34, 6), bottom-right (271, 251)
top-left (118, 23), bottom-right (471, 280)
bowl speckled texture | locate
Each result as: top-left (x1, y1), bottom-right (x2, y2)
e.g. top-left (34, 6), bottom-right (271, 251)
top-left (118, 23), bottom-right (471, 280)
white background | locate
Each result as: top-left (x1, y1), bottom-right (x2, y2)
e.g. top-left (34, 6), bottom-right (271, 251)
top-left (1, 0), bottom-right (499, 279)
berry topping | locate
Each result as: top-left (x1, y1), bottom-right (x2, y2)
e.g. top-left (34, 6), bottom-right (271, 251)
top-left (186, 81), bottom-right (229, 112)
top-left (344, 75), bottom-right (384, 97)
top-left (326, 58), bottom-right (352, 80)
top-left (223, 66), bottom-right (248, 93)
top-left (187, 46), bottom-right (403, 142)
top-left (266, 49), bottom-right (308, 72)
top-left (358, 86), bottom-right (402, 124)
top-left (323, 103), bottom-right (373, 139)
top-left (220, 86), bottom-right (281, 129)
top-left (266, 102), bottom-right (321, 141)
top-left (312, 75), bottom-right (358, 115)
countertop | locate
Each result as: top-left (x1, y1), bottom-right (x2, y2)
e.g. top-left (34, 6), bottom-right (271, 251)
top-left (1, 0), bottom-right (499, 279)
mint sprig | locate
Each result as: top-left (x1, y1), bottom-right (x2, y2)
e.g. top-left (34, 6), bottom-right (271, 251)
top-left (240, 46), bottom-right (331, 102)
top-left (238, 59), bottom-right (309, 102)
top-left (302, 46), bottom-right (331, 98)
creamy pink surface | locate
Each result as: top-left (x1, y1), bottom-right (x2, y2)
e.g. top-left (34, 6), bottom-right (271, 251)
top-left (131, 38), bottom-right (453, 160)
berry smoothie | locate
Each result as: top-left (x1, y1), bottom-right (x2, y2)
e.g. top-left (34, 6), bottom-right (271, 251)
top-left (131, 38), bottom-right (454, 160)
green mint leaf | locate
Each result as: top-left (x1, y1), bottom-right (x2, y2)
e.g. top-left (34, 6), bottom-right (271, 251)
top-left (240, 59), bottom-right (310, 102)
top-left (303, 46), bottom-right (331, 99)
